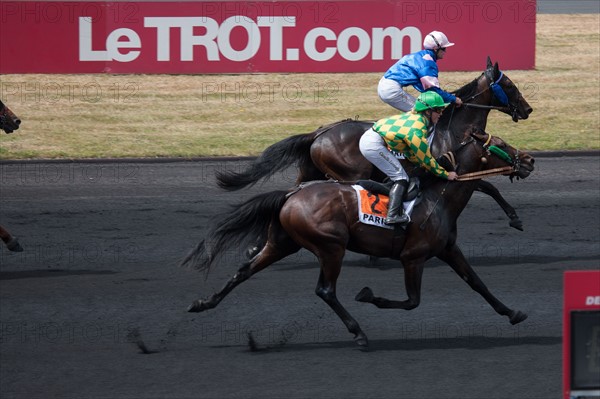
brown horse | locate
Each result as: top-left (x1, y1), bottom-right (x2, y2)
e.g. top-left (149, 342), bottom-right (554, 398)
top-left (216, 57), bottom-right (533, 230)
top-left (0, 100), bottom-right (24, 252)
top-left (182, 127), bottom-right (535, 347)
top-left (0, 100), bottom-right (21, 134)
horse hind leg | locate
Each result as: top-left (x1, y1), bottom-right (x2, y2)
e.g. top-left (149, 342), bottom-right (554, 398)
top-left (188, 236), bottom-right (300, 313)
top-left (436, 244), bottom-right (527, 325)
top-left (314, 248), bottom-right (368, 347)
top-left (188, 261), bottom-right (252, 313)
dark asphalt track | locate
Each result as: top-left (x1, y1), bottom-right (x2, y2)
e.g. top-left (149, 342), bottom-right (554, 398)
top-left (0, 155), bottom-right (599, 399)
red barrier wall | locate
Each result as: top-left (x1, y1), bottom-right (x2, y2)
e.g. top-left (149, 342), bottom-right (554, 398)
top-left (0, 1), bottom-right (536, 73)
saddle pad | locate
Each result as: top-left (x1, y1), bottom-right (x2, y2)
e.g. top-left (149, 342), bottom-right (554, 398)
top-left (352, 184), bottom-right (392, 229)
top-left (351, 185), bottom-right (418, 230)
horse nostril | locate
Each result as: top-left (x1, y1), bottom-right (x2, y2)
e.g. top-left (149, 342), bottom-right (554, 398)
top-left (527, 108), bottom-right (533, 114)
top-left (15, 119), bottom-right (21, 125)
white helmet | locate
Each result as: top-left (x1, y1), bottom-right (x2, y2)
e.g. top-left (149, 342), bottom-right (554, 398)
top-left (423, 31), bottom-right (455, 50)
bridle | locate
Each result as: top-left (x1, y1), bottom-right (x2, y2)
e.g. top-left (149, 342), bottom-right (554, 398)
top-left (439, 130), bottom-right (521, 181)
top-left (462, 71), bottom-right (520, 120)
top-left (458, 132), bottom-right (521, 180)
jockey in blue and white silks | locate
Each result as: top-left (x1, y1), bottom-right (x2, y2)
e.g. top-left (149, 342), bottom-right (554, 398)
top-left (377, 31), bottom-right (463, 112)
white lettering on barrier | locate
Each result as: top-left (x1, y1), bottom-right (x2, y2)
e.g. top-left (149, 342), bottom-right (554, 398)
top-left (144, 17), bottom-right (219, 61)
top-left (585, 296), bottom-right (600, 306)
top-left (218, 16), bottom-right (260, 61)
top-left (303, 27), bottom-right (336, 61)
top-left (257, 16), bottom-right (296, 61)
top-left (78, 16), bottom-right (421, 63)
top-left (79, 17), bottom-right (141, 62)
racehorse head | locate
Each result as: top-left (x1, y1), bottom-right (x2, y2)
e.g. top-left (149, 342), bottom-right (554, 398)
top-left (484, 57), bottom-right (533, 122)
top-left (456, 127), bottom-right (535, 180)
top-left (0, 100), bottom-right (21, 134)
top-left (455, 57), bottom-right (533, 123)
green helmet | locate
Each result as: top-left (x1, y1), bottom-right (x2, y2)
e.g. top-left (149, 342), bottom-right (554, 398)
top-left (414, 91), bottom-right (450, 112)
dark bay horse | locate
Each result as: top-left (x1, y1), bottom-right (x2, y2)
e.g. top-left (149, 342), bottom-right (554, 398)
top-left (216, 57), bottom-right (533, 230)
top-left (0, 100), bottom-right (21, 134)
top-left (182, 127), bottom-right (535, 347)
top-left (0, 100), bottom-right (24, 252)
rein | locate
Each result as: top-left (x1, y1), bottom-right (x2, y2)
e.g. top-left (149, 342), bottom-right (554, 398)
top-left (462, 103), bottom-right (508, 111)
top-left (456, 133), bottom-right (519, 180)
top-left (440, 133), bottom-right (520, 181)
top-left (456, 166), bottom-right (514, 181)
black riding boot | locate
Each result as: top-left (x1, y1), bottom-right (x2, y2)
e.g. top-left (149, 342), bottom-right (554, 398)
top-left (385, 180), bottom-right (410, 225)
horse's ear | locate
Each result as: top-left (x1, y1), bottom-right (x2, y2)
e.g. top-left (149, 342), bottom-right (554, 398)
top-left (486, 56), bottom-right (493, 69)
top-left (493, 62), bottom-right (500, 78)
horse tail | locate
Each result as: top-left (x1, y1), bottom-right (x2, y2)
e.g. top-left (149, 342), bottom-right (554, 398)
top-left (180, 190), bottom-right (289, 274)
top-left (216, 132), bottom-right (316, 191)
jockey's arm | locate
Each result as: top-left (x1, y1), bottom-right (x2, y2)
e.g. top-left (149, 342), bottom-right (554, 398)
top-left (406, 133), bottom-right (450, 179)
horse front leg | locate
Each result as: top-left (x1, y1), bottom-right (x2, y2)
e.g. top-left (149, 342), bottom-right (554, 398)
top-left (476, 180), bottom-right (523, 231)
top-left (355, 258), bottom-right (424, 310)
top-left (436, 244), bottom-right (527, 325)
top-left (314, 249), bottom-right (368, 347)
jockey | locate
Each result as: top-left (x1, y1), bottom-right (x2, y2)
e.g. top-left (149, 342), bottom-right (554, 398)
top-left (377, 31), bottom-right (463, 112)
top-left (359, 91), bottom-right (459, 226)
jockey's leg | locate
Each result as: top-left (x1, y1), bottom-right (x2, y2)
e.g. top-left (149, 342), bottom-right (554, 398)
top-left (377, 77), bottom-right (416, 112)
top-left (385, 180), bottom-right (410, 225)
top-left (359, 129), bottom-right (410, 225)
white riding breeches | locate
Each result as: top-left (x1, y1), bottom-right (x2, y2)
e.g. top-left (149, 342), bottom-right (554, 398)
top-left (359, 128), bottom-right (409, 182)
top-left (377, 77), bottom-right (417, 112)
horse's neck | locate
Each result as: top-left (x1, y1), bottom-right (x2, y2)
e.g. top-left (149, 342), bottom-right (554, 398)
top-left (432, 88), bottom-right (492, 156)
top-left (421, 171), bottom-right (478, 222)
top-left (450, 108), bottom-right (490, 130)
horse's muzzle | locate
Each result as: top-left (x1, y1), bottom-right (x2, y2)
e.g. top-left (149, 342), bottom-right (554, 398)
top-left (515, 154), bottom-right (535, 178)
top-left (2, 118), bottom-right (20, 134)
top-left (513, 101), bottom-right (533, 122)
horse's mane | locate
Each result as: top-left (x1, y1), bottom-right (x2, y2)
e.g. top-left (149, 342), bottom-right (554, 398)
top-left (452, 74), bottom-right (483, 99)
top-left (435, 73), bottom-right (487, 139)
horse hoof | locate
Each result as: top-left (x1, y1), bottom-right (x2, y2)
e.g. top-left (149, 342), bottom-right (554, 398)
top-left (6, 237), bottom-right (23, 252)
top-left (354, 333), bottom-right (369, 348)
top-left (355, 287), bottom-right (374, 303)
top-left (187, 300), bottom-right (205, 313)
top-left (509, 219), bottom-right (523, 231)
top-left (509, 310), bottom-right (528, 325)
top-left (245, 246), bottom-right (260, 259)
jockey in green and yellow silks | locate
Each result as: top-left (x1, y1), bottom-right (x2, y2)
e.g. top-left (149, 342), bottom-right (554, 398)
top-left (373, 112), bottom-right (448, 179)
top-left (359, 91), bottom-right (458, 226)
